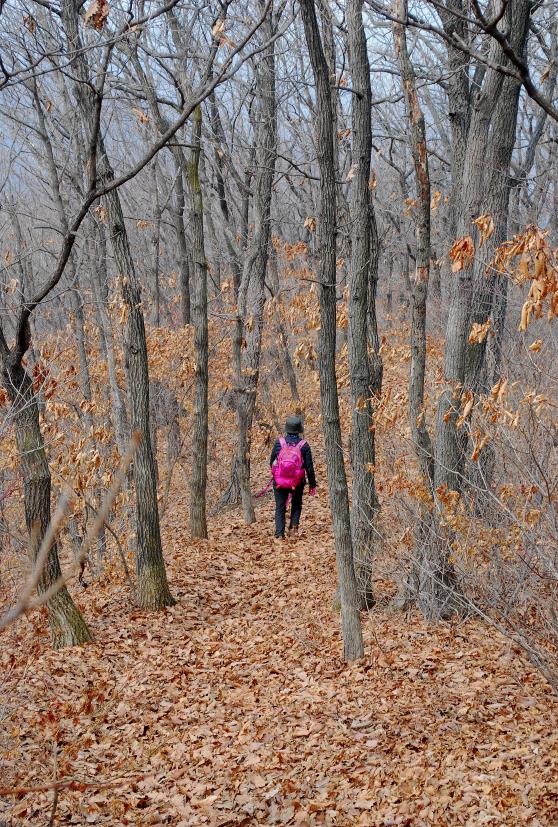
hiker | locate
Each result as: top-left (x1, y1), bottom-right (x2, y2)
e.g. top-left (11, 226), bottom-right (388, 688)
top-left (270, 415), bottom-right (316, 539)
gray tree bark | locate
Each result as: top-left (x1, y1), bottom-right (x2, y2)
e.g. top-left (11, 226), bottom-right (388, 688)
top-left (347, 0), bottom-right (379, 608)
top-left (173, 171), bottom-right (191, 326)
top-left (31, 86), bottom-right (93, 432)
top-left (434, 5), bottom-right (529, 495)
top-left (300, 0), bottom-right (364, 661)
top-left (0, 353), bottom-right (92, 647)
top-left (394, 0), bottom-right (440, 611)
top-left (149, 161), bottom-right (162, 329)
top-left (269, 250), bottom-right (300, 402)
top-left (89, 222), bottom-right (130, 457)
top-left (61, 0), bottom-right (174, 610)
top-left (234, 1), bottom-right (277, 524)
top-left (425, 0), bottom-right (531, 615)
top-left (187, 106), bottom-right (209, 539)
top-left (129, 50), bottom-right (209, 536)
top-left (394, 0), bottom-right (434, 488)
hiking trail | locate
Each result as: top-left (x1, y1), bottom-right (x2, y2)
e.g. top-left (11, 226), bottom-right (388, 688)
top-left (2, 457), bottom-right (558, 826)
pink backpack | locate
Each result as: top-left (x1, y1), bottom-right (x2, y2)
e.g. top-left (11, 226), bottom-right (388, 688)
top-left (272, 438), bottom-right (306, 489)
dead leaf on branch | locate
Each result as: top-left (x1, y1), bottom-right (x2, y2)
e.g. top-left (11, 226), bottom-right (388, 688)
top-left (456, 390), bottom-right (475, 428)
top-left (212, 18), bottom-right (226, 38)
top-left (468, 319), bottom-right (491, 345)
top-left (449, 236), bottom-right (474, 272)
top-left (94, 204), bottom-right (107, 224)
top-left (489, 226), bottom-right (558, 332)
top-left (403, 197), bottom-right (417, 216)
top-left (132, 108), bottom-right (150, 126)
top-left (473, 213), bottom-right (495, 247)
top-left (23, 14), bottom-right (36, 32)
top-left (84, 0), bottom-right (109, 30)
top-left (431, 190), bottom-right (442, 213)
top-left (470, 429), bottom-right (489, 462)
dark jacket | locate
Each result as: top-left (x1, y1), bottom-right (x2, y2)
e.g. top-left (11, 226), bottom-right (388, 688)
top-left (270, 433), bottom-right (316, 488)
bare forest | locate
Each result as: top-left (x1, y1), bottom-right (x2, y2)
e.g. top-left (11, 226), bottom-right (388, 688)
top-left (1, 0), bottom-right (558, 823)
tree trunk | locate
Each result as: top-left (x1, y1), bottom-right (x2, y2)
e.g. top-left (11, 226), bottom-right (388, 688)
top-left (367, 218), bottom-right (383, 399)
top-left (149, 380), bottom-right (160, 488)
top-left (269, 250), bottom-right (300, 402)
top-left (438, 0), bottom-right (471, 308)
top-left (174, 171), bottom-right (191, 326)
top-left (2, 358), bottom-right (92, 647)
top-left (428, 1), bottom-right (530, 614)
top-left (69, 276), bottom-right (93, 432)
top-left (30, 86), bottom-right (93, 431)
top-left (439, 0), bottom-right (471, 242)
top-left (128, 50), bottom-right (208, 536)
top-left (234, 2), bottom-right (277, 524)
top-left (61, 0), bottom-right (174, 610)
top-left (347, 0), bottom-right (379, 608)
top-left (394, 0), bottom-right (434, 489)
top-left (300, 0), bottom-right (364, 661)
top-left (106, 184), bottom-right (175, 609)
top-left (464, 6), bottom-right (530, 397)
top-left (394, 0), bottom-right (442, 613)
top-left (187, 105), bottom-right (209, 539)
top-left (89, 222), bottom-right (129, 457)
top-left (463, 5), bottom-right (530, 512)
top-left (150, 161), bottom-right (162, 329)
top-left (434, 29), bottom-right (509, 495)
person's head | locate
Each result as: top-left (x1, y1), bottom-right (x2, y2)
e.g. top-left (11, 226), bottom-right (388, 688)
top-left (285, 415), bottom-right (304, 435)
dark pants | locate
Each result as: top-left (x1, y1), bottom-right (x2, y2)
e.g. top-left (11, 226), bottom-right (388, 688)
top-left (274, 483), bottom-right (304, 537)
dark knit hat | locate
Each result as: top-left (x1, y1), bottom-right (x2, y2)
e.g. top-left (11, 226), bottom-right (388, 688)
top-left (285, 415), bottom-right (304, 434)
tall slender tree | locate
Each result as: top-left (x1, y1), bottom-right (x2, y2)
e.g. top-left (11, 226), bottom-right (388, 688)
top-left (188, 105), bottom-right (209, 539)
top-left (233, 0), bottom-right (278, 524)
top-left (300, 0), bottom-right (364, 660)
top-left (347, 0), bottom-right (381, 605)
top-left (393, 0), bottom-right (436, 607)
top-left (0, 335), bottom-right (93, 647)
top-left (61, 0), bottom-right (175, 609)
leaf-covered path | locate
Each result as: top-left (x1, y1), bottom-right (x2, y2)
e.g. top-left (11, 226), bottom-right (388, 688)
top-left (2, 476), bottom-right (558, 825)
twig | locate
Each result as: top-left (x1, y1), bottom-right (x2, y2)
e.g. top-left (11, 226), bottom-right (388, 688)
top-left (0, 775), bottom-right (143, 796)
top-left (0, 484), bottom-right (15, 503)
top-left (0, 490), bottom-right (73, 630)
top-left (0, 436), bottom-right (138, 631)
top-left (48, 741), bottom-right (58, 827)
top-left (84, 498), bottom-right (135, 594)
top-left (26, 435), bottom-right (139, 612)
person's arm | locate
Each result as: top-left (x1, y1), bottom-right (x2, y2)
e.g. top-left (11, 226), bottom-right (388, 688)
top-left (302, 443), bottom-right (316, 488)
top-left (270, 439), bottom-right (280, 466)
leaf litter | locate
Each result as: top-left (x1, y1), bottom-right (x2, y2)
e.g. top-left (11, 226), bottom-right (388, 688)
top-left (1, 450), bottom-right (558, 826)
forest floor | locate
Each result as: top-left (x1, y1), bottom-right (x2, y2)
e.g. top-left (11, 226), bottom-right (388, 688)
top-left (2, 451), bottom-right (558, 826)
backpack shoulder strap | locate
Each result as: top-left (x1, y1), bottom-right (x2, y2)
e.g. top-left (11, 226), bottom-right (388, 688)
top-left (279, 437), bottom-right (286, 449)
top-left (297, 439), bottom-right (306, 451)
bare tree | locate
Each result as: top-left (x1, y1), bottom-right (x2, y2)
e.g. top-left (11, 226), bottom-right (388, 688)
top-left (393, 0), bottom-right (435, 606)
top-left (0, 338), bottom-right (93, 647)
top-left (347, 0), bottom-right (381, 606)
top-left (233, 0), bottom-right (278, 524)
top-left (187, 105), bottom-right (209, 539)
top-left (300, 0), bottom-right (364, 660)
